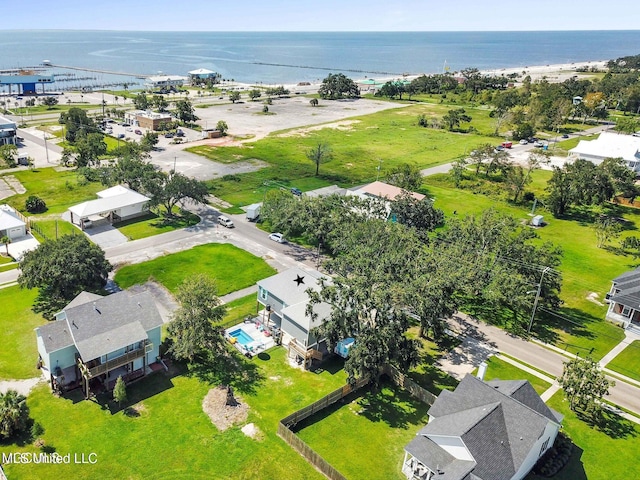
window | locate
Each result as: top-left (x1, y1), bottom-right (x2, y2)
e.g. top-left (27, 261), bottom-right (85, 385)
top-left (259, 287), bottom-right (268, 301)
top-left (622, 305), bottom-right (632, 317)
top-left (539, 438), bottom-right (550, 457)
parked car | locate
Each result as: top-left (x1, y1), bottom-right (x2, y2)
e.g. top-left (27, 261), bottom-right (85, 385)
top-left (533, 141), bottom-right (544, 147)
top-left (562, 134), bottom-right (569, 139)
top-left (126, 127), bottom-right (133, 132)
top-left (164, 132), bottom-right (174, 138)
top-left (175, 130), bottom-right (185, 137)
top-left (268, 232), bottom-right (285, 243)
top-left (217, 215), bottom-right (235, 228)
top-left (134, 129), bottom-right (142, 135)
top-left (494, 145), bottom-right (505, 152)
top-left (117, 133), bottom-right (125, 139)
top-left (290, 187), bottom-right (302, 196)
top-left (122, 123), bottom-right (131, 127)
top-left (519, 139), bottom-right (528, 145)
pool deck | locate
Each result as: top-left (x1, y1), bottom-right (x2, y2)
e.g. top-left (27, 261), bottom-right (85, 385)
top-left (225, 321), bottom-right (276, 356)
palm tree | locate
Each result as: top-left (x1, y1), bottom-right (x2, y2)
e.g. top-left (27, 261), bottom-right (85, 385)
top-left (0, 235), bottom-right (10, 256)
top-left (0, 389), bottom-right (29, 439)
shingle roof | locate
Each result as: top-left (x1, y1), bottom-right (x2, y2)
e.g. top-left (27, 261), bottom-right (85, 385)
top-left (37, 320), bottom-right (74, 354)
top-left (610, 285), bottom-right (640, 310)
top-left (257, 267), bottom-right (326, 308)
top-left (409, 375), bottom-right (561, 480)
top-left (405, 435), bottom-right (475, 480)
top-left (613, 267), bottom-right (640, 284)
top-left (356, 181), bottom-right (425, 201)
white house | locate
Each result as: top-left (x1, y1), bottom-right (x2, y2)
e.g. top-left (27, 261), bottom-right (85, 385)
top-left (188, 68), bottom-right (221, 84)
top-left (0, 204), bottom-right (26, 240)
top-left (256, 267), bottom-right (331, 367)
top-left (145, 75), bottom-right (187, 90)
top-left (605, 267), bottom-right (640, 333)
top-left (402, 374), bottom-right (562, 480)
top-left (0, 115), bottom-right (17, 146)
top-left (569, 131), bottom-right (640, 172)
top-left (35, 290), bottom-right (163, 399)
top-left (68, 185), bottom-right (150, 230)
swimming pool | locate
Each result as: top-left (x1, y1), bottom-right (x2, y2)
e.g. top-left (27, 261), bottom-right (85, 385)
top-left (229, 328), bottom-right (255, 347)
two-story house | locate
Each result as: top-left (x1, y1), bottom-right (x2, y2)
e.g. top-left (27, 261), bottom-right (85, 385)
top-left (256, 267), bottom-right (331, 368)
top-left (35, 289), bottom-right (163, 399)
top-left (402, 374), bottom-right (563, 480)
top-left (605, 267), bottom-right (640, 333)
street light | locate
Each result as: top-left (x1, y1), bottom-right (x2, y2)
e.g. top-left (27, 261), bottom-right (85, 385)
top-left (528, 266), bottom-right (552, 334)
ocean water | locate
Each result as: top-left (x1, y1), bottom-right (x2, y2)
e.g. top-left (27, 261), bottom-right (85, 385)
top-left (1, 30), bottom-right (639, 89)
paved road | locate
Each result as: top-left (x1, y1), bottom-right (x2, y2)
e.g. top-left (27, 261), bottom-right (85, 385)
top-left (447, 313), bottom-right (640, 415)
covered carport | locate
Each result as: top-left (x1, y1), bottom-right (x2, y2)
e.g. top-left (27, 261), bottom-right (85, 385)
top-left (68, 186), bottom-right (150, 231)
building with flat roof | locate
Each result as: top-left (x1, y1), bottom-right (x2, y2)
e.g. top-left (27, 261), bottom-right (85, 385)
top-left (0, 115), bottom-right (17, 146)
top-left (0, 70), bottom-right (54, 95)
top-left (188, 68), bottom-right (221, 84)
top-left (145, 75), bottom-right (187, 90)
top-left (124, 110), bottom-right (173, 130)
top-left (569, 130), bottom-right (640, 172)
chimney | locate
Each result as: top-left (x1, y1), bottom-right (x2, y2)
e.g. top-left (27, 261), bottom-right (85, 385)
top-left (477, 361), bottom-right (488, 381)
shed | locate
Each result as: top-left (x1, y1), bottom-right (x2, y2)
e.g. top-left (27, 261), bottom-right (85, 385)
top-left (532, 215), bottom-right (544, 227)
top-left (335, 338), bottom-right (355, 358)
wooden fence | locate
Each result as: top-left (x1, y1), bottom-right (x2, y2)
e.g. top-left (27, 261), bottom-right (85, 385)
top-left (277, 366), bottom-right (437, 480)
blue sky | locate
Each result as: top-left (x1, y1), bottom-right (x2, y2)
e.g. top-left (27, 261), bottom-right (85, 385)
top-left (11, 0), bottom-right (640, 31)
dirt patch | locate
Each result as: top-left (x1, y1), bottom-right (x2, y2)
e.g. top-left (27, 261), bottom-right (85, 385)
top-left (587, 292), bottom-right (605, 306)
top-left (241, 422), bottom-right (264, 440)
top-left (277, 120), bottom-right (360, 138)
top-left (202, 386), bottom-right (249, 431)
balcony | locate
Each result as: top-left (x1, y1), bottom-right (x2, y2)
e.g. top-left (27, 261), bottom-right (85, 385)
top-left (78, 344), bottom-right (151, 378)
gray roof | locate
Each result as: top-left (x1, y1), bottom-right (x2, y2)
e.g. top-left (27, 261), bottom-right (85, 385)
top-left (304, 185), bottom-right (348, 198)
top-left (281, 300), bottom-right (332, 332)
top-left (39, 290), bottom-right (163, 360)
top-left (37, 319), bottom-right (74, 354)
top-left (257, 267), bottom-right (326, 307)
top-left (406, 435), bottom-right (475, 480)
top-left (610, 284), bottom-right (640, 310)
top-left (613, 267), bottom-right (640, 285)
top-left (410, 375), bottom-right (561, 480)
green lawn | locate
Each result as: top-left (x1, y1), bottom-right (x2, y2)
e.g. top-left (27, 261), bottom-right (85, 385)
top-left (296, 381), bottom-right (431, 480)
top-left (606, 340), bottom-right (640, 383)
top-left (0, 262), bottom-right (18, 273)
top-left (220, 294), bottom-right (258, 328)
top-left (0, 285), bottom-right (45, 380)
top-left (114, 210), bottom-right (200, 240)
top-left (30, 218), bottom-right (78, 241)
top-left (114, 244), bottom-right (276, 295)
top-left (525, 391), bottom-right (640, 480)
top-left (1, 348), bottom-right (348, 480)
top-left (201, 103), bottom-right (504, 207)
top-left (2, 167), bottom-right (104, 215)
top-left (473, 355), bottom-right (552, 396)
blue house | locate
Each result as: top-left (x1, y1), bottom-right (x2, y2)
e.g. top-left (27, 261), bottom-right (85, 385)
top-left (35, 290), bottom-right (163, 399)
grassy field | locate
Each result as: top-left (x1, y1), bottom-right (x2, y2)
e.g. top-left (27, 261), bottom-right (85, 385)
top-left (1, 167), bottom-right (104, 215)
top-left (0, 285), bottom-right (45, 380)
top-left (296, 381), bottom-right (431, 480)
top-left (526, 391), bottom-right (640, 480)
top-left (473, 355), bottom-right (552, 395)
top-left (220, 294), bottom-right (258, 328)
top-left (114, 244), bottom-right (276, 295)
top-left (606, 340), bottom-right (640, 383)
top-left (201, 103), bottom-right (504, 207)
top-left (30, 218), bottom-right (78, 241)
top-left (114, 210), bottom-right (200, 240)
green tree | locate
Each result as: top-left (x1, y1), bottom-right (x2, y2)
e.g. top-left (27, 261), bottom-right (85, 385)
top-left (391, 191), bottom-right (444, 241)
top-left (174, 99), bottom-right (198, 123)
top-left (151, 94), bottom-right (168, 112)
top-left (25, 195), bottom-right (47, 213)
top-left (229, 91), bottom-right (241, 104)
top-left (449, 157), bottom-right (468, 187)
top-left (18, 234), bottom-right (112, 318)
top-left (442, 108), bottom-right (472, 131)
top-left (377, 80), bottom-right (405, 100)
top-left (133, 93), bottom-right (150, 110)
top-left (386, 163), bottom-right (423, 191)
top-left (144, 171), bottom-right (209, 216)
top-left (318, 73), bottom-right (360, 100)
top-left (0, 144), bottom-right (18, 168)
top-left (216, 120), bottom-right (228, 135)
top-left (59, 107), bottom-right (94, 143)
top-left (168, 275), bottom-right (226, 362)
top-left (560, 356), bottom-right (613, 420)
top-left (103, 154), bottom-right (159, 192)
top-left (75, 132), bottom-right (107, 167)
top-left (594, 215), bottom-right (623, 248)
top-left (248, 89), bottom-right (261, 101)
top-left (546, 166), bottom-right (572, 216)
top-left (468, 144), bottom-right (494, 175)
top-left (306, 142), bottom-right (332, 176)
top-left (113, 376), bottom-right (127, 407)
top-left (41, 96), bottom-right (59, 109)
top-left (0, 390), bottom-right (30, 440)
top-left (504, 151), bottom-right (545, 202)
top-left (140, 132), bottom-right (159, 152)
top-left (0, 235), bottom-right (10, 256)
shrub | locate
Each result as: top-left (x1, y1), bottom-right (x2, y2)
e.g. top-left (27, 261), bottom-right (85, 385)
top-left (25, 195), bottom-right (47, 213)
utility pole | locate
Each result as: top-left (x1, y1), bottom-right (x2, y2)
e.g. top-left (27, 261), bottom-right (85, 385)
top-left (43, 133), bottom-right (50, 163)
top-left (528, 266), bottom-right (551, 334)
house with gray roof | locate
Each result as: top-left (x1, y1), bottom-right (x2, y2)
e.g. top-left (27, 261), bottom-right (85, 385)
top-left (35, 289), bottom-right (163, 399)
top-left (402, 374), bottom-right (562, 480)
top-left (605, 267), bottom-right (640, 332)
top-left (256, 267), bottom-right (330, 367)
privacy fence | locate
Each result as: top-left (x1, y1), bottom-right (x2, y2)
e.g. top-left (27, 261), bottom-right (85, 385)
top-left (277, 364), bottom-right (437, 480)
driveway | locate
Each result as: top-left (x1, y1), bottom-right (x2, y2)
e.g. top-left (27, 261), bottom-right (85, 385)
top-left (82, 223), bottom-right (129, 248)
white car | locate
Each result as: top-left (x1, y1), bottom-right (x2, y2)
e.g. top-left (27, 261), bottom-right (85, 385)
top-left (519, 139), bottom-right (528, 145)
top-left (268, 232), bottom-right (285, 243)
